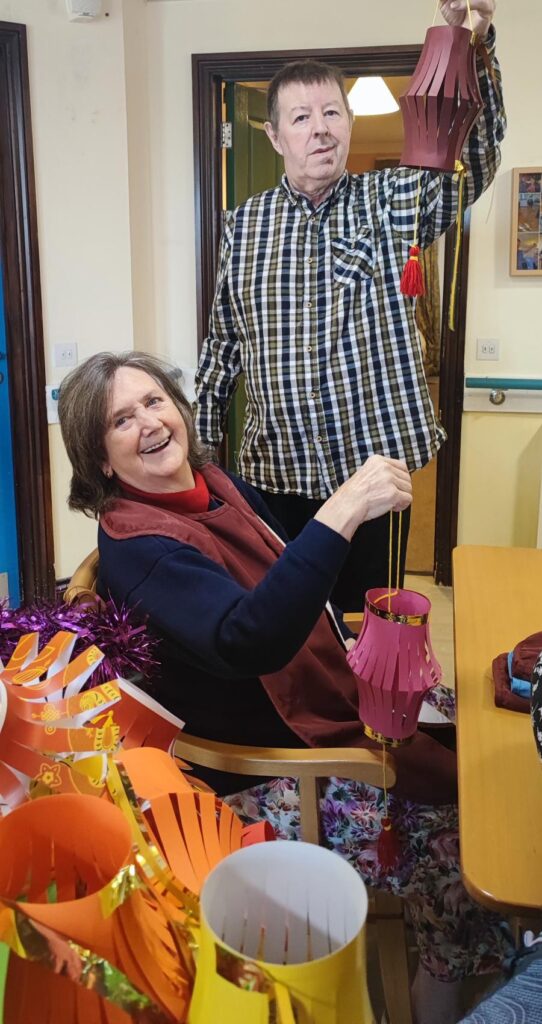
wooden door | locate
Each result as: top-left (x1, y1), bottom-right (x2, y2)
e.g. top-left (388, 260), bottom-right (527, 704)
top-left (223, 83), bottom-right (283, 471)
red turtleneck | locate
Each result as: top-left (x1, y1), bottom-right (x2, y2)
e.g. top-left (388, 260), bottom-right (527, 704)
top-left (119, 469), bottom-right (210, 514)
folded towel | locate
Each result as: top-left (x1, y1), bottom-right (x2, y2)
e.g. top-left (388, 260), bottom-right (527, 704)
top-left (492, 631), bottom-right (542, 713)
top-left (508, 652), bottom-right (532, 699)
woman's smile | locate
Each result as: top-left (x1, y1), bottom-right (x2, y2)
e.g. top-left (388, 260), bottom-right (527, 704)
top-left (139, 434), bottom-right (172, 455)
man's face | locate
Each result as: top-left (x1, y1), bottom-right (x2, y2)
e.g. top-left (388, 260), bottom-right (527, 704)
top-left (265, 78), bottom-right (353, 196)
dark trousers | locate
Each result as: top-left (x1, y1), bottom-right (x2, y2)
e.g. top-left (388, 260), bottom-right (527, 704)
top-left (254, 487), bottom-right (411, 614)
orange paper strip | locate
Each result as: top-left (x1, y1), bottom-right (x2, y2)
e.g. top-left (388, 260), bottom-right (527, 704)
top-left (7, 632), bottom-right (77, 685)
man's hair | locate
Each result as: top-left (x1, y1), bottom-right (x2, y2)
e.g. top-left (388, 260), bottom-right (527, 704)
top-left (267, 60), bottom-right (351, 130)
top-left (58, 350), bottom-right (211, 519)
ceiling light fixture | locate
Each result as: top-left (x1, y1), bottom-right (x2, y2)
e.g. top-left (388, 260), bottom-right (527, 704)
top-left (347, 77), bottom-right (399, 116)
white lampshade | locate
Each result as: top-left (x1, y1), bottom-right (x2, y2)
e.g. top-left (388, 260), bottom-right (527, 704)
top-left (347, 77), bottom-right (399, 116)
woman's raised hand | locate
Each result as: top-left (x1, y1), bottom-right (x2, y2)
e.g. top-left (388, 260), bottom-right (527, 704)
top-left (314, 455), bottom-right (412, 542)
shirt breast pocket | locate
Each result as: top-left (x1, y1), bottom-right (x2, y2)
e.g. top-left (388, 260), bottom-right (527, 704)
top-left (331, 229), bottom-right (375, 286)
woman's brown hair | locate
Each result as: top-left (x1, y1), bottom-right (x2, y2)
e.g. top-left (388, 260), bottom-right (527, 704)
top-left (58, 351), bottom-right (211, 518)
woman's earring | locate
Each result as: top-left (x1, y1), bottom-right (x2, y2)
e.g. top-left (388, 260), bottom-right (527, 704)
top-left (104, 468), bottom-right (113, 479)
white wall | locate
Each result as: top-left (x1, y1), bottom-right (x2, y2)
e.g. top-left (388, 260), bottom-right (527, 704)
top-left (123, 0), bottom-right (156, 351)
top-left (0, 0), bottom-right (134, 577)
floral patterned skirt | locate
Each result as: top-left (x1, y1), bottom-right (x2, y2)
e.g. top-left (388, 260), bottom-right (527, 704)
top-left (226, 686), bottom-right (514, 982)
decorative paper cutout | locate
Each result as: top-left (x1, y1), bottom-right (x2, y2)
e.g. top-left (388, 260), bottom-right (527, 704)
top-left (0, 631), bottom-right (185, 812)
top-left (0, 794), bottom-right (191, 1021)
top-left (0, 630), bottom-right (279, 1022)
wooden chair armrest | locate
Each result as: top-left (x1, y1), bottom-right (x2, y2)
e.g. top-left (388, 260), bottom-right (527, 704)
top-left (174, 733), bottom-right (395, 788)
top-left (64, 548), bottom-right (100, 606)
top-left (343, 612), bottom-right (363, 633)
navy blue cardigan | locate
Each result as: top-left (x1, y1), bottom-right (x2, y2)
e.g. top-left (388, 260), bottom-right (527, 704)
top-left (98, 472), bottom-right (351, 792)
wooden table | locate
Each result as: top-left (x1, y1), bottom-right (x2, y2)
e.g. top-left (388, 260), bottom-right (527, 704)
top-left (453, 545), bottom-right (542, 916)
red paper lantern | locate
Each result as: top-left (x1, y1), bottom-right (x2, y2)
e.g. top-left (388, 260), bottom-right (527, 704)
top-left (399, 25), bottom-right (483, 172)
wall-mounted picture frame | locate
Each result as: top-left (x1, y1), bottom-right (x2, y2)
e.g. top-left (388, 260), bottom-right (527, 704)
top-left (510, 167), bottom-right (542, 276)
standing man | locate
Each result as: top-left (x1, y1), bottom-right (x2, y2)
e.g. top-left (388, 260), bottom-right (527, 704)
top-left (196, 0), bottom-right (504, 611)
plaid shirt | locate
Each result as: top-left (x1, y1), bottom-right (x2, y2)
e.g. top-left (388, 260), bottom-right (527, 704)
top-left (196, 31), bottom-right (505, 498)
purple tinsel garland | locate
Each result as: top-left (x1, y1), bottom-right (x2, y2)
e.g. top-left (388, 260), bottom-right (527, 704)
top-left (0, 599), bottom-right (160, 686)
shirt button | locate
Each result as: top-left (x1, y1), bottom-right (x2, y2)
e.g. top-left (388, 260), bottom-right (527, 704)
top-left (307, 257), bottom-right (313, 264)
top-left (307, 345), bottom-right (313, 352)
top-left (316, 435), bottom-right (323, 442)
top-left (307, 301), bottom-right (313, 308)
top-left (310, 390), bottom-right (317, 398)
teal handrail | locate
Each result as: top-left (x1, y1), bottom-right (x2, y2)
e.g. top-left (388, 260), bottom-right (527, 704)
top-left (465, 377), bottom-right (542, 391)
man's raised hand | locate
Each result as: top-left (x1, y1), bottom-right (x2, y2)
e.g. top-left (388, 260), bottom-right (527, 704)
top-left (439, 0), bottom-right (495, 39)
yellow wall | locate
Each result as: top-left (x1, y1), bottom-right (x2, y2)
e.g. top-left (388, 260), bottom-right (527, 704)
top-left (2, 0), bottom-right (541, 579)
top-left (458, 415), bottom-right (542, 547)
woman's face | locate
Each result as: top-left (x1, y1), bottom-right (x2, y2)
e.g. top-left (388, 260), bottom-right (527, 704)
top-left (101, 367), bottom-right (195, 493)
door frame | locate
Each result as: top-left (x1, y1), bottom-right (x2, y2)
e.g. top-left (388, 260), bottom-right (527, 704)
top-left (0, 22), bottom-right (55, 601)
top-left (192, 45), bottom-right (469, 586)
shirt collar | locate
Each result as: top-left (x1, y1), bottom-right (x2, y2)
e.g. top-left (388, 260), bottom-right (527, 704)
top-left (280, 170), bottom-right (349, 208)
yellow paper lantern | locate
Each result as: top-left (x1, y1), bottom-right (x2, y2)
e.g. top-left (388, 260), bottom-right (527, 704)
top-left (189, 841), bottom-right (375, 1024)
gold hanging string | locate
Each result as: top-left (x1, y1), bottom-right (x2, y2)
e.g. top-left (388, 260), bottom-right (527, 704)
top-left (381, 740), bottom-right (389, 818)
top-left (395, 511), bottom-right (403, 592)
top-left (448, 159), bottom-right (466, 331)
top-left (387, 511), bottom-right (393, 608)
top-left (413, 168), bottom-right (422, 247)
top-left (380, 509), bottom-right (403, 612)
top-left (466, 0), bottom-right (474, 34)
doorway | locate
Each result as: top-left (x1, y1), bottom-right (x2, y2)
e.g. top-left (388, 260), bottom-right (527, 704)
top-left (192, 46), bottom-right (471, 586)
top-left (0, 22), bottom-right (55, 603)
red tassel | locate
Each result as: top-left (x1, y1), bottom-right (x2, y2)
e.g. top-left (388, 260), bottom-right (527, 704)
top-left (377, 816), bottom-right (402, 871)
top-left (400, 245), bottom-right (425, 297)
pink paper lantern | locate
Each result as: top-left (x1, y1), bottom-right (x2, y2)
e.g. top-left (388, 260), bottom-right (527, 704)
top-left (399, 25), bottom-right (483, 172)
top-left (347, 588), bottom-right (442, 743)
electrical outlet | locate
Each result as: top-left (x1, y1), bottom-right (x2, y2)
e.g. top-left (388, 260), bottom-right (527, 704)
top-left (476, 338), bottom-right (500, 361)
top-left (54, 342), bottom-right (78, 368)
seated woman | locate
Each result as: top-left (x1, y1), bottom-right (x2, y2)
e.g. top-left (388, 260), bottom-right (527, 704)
top-left (59, 351), bottom-right (513, 1024)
